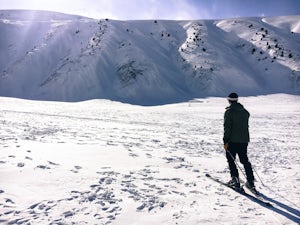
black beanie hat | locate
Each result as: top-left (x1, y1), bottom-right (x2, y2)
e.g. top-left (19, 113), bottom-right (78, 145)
top-left (227, 92), bottom-right (238, 101)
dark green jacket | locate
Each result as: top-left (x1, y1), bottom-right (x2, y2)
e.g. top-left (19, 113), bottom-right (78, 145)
top-left (223, 102), bottom-right (250, 144)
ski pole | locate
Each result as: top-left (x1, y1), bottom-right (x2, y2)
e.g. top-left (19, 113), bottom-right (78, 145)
top-left (252, 165), bottom-right (299, 208)
top-left (252, 166), bottom-right (265, 186)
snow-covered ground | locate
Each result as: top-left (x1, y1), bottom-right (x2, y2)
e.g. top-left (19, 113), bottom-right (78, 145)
top-left (0, 94), bottom-right (299, 224)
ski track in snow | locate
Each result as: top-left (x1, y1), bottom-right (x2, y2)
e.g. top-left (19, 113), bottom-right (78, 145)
top-left (0, 94), bottom-right (299, 224)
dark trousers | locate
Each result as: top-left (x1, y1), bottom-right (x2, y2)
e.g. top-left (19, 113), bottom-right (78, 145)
top-left (226, 143), bottom-right (254, 184)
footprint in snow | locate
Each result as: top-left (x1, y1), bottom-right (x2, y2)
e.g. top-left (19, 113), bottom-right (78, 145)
top-left (70, 165), bottom-right (82, 173)
top-left (48, 161), bottom-right (59, 166)
top-left (36, 165), bottom-right (51, 170)
top-left (146, 153), bottom-right (152, 158)
top-left (129, 152), bottom-right (139, 157)
top-left (63, 210), bottom-right (74, 218)
top-left (5, 198), bottom-right (15, 205)
top-left (17, 162), bottom-right (25, 167)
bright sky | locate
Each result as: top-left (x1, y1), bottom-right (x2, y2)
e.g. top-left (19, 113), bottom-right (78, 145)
top-left (0, 0), bottom-right (299, 20)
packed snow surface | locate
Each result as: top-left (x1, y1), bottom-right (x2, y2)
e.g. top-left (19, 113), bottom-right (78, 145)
top-left (0, 94), bottom-right (299, 224)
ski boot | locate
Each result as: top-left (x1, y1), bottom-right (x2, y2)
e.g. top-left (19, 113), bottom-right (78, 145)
top-left (227, 177), bottom-right (241, 190)
top-left (245, 181), bottom-right (259, 195)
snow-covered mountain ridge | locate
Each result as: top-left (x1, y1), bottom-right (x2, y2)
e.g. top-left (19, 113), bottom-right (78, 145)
top-left (1, 10), bottom-right (300, 105)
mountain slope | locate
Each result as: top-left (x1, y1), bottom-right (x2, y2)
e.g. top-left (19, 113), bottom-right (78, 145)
top-left (0, 10), bottom-right (299, 105)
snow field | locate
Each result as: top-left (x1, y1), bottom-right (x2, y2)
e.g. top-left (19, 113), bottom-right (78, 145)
top-left (0, 94), bottom-right (299, 224)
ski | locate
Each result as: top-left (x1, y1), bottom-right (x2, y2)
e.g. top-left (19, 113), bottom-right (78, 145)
top-left (205, 173), bottom-right (272, 207)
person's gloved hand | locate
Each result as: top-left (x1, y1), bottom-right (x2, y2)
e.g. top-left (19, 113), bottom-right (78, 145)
top-left (224, 143), bottom-right (229, 151)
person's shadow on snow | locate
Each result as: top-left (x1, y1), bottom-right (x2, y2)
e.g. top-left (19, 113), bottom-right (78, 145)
top-left (259, 193), bottom-right (300, 224)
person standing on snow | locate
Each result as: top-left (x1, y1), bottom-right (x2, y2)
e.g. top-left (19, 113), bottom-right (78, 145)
top-left (223, 92), bottom-right (256, 191)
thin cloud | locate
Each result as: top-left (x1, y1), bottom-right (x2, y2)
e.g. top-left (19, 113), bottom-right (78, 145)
top-left (0, 0), bottom-right (210, 20)
top-left (0, 0), bottom-right (299, 20)
top-left (86, 0), bottom-right (204, 20)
